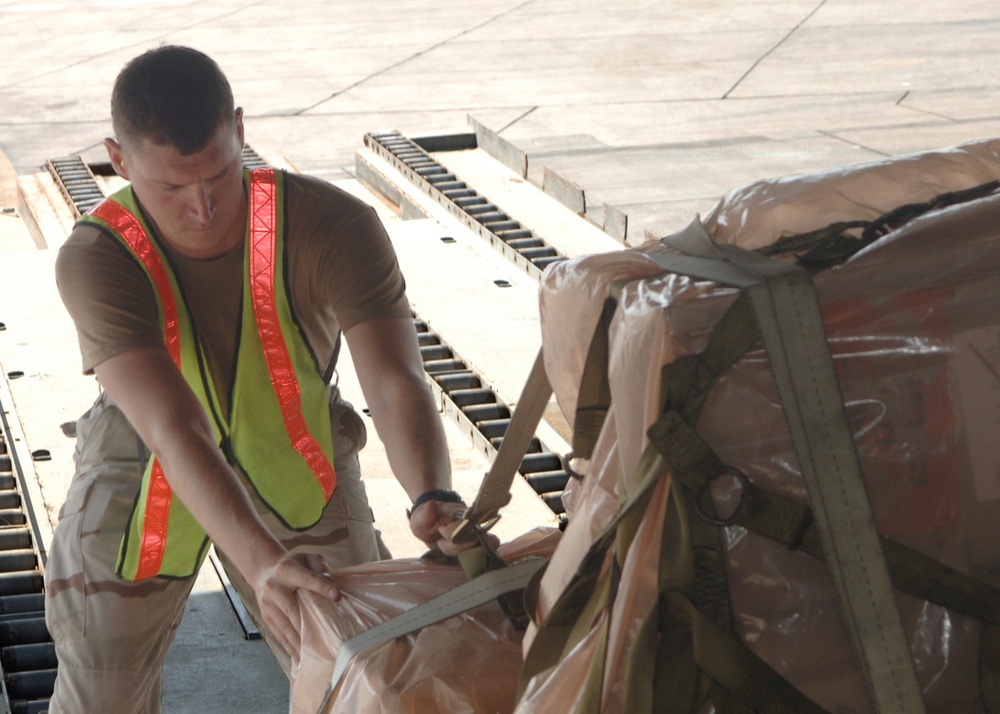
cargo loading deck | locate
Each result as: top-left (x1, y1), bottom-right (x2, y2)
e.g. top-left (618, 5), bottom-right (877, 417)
top-left (2, 0), bottom-right (999, 710)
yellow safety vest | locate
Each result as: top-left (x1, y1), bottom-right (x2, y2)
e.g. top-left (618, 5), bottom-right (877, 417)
top-left (81, 168), bottom-right (336, 580)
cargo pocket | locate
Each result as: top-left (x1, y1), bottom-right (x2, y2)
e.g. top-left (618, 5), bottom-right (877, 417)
top-left (45, 394), bottom-right (146, 643)
top-left (44, 478), bottom-right (92, 643)
top-left (329, 398), bottom-right (367, 460)
top-left (74, 391), bottom-right (149, 473)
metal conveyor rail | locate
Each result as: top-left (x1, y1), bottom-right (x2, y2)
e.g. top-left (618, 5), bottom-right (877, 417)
top-left (0, 384), bottom-right (54, 714)
top-left (364, 131), bottom-right (567, 281)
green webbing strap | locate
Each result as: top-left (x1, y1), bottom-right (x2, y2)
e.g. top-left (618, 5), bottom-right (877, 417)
top-left (565, 404), bottom-right (829, 714)
top-left (732, 477), bottom-right (1000, 625)
top-left (661, 293), bottom-right (758, 421)
top-left (570, 562), bottom-right (618, 713)
top-left (620, 500), bottom-right (826, 714)
top-left (573, 296), bottom-right (617, 459)
top-left (570, 218), bottom-right (763, 461)
top-left (623, 467), bottom-right (705, 714)
top-left (982, 625), bottom-right (1000, 714)
top-left (519, 414), bottom-right (788, 714)
top-left (660, 409), bottom-right (1000, 712)
top-left (643, 412), bottom-right (823, 713)
top-left (664, 406), bottom-right (1000, 620)
top-left (673, 590), bottom-right (828, 714)
top-left (518, 437), bottom-right (670, 698)
top-left (641, 220), bottom-right (925, 713)
top-left (625, 594), bottom-right (704, 714)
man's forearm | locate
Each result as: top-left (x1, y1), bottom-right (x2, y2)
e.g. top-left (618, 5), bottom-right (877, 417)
top-left (345, 317), bottom-right (453, 501)
top-left (153, 421), bottom-right (285, 581)
top-left (365, 370), bottom-right (452, 501)
top-left (94, 347), bottom-right (285, 584)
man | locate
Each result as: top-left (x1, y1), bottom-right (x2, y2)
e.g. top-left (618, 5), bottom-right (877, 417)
top-left (46, 45), bottom-right (466, 712)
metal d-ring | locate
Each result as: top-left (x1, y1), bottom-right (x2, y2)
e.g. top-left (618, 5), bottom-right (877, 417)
top-left (450, 508), bottom-right (502, 545)
top-left (563, 451), bottom-right (586, 480)
top-left (692, 465), bottom-right (750, 527)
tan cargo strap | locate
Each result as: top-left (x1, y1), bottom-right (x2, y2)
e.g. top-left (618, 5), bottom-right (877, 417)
top-left (319, 556), bottom-right (547, 710)
top-left (450, 348), bottom-right (552, 624)
top-left (319, 352), bottom-right (555, 711)
top-left (452, 348), bottom-right (552, 544)
top-left (638, 218), bottom-right (925, 713)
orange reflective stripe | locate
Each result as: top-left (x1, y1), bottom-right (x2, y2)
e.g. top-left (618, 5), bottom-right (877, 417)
top-left (248, 169), bottom-right (336, 499)
top-left (134, 460), bottom-right (172, 579)
top-left (91, 201), bottom-right (181, 363)
top-left (89, 199), bottom-right (175, 579)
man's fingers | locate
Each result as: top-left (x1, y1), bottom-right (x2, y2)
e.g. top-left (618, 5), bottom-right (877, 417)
top-left (279, 553), bottom-right (340, 601)
top-left (298, 569), bottom-right (341, 601)
top-left (409, 500), bottom-right (467, 547)
top-left (254, 549), bottom-right (345, 663)
top-left (266, 603), bottom-right (298, 659)
top-left (408, 499), bottom-right (496, 556)
top-left (278, 616), bottom-right (300, 657)
top-left (303, 552), bottom-right (331, 575)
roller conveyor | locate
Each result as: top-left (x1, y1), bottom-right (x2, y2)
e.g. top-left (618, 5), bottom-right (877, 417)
top-left (0, 407), bottom-right (53, 712)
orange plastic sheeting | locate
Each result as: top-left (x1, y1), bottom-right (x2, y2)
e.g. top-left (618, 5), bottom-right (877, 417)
top-left (292, 528), bottom-right (560, 714)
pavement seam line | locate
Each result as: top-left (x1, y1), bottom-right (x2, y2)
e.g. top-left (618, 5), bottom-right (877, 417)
top-left (722, 0), bottom-right (829, 100)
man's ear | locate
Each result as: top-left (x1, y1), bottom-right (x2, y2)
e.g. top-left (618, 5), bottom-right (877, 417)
top-left (104, 138), bottom-right (129, 180)
top-left (235, 107), bottom-right (245, 149)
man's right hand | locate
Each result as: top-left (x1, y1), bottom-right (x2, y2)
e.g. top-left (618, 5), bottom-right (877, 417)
top-left (253, 550), bottom-right (341, 663)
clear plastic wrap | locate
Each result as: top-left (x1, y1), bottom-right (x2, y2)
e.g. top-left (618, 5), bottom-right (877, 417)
top-left (521, 138), bottom-right (1000, 713)
top-left (291, 527), bottom-right (560, 714)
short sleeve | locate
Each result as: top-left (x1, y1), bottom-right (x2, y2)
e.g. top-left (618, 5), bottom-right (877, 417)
top-left (55, 223), bottom-right (163, 374)
top-left (285, 175), bottom-right (410, 334)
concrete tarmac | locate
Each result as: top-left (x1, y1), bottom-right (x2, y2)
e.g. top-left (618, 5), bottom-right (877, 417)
top-left (3, 0), bottom-right (998, 243)
top-left (1, 0), bottom-right (998, 711)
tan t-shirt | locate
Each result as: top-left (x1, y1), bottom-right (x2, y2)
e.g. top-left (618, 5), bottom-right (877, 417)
top-left (56, 172), bottom-right (410, 413)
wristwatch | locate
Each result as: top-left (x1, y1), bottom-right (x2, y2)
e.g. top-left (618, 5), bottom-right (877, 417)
top-left (406, 488), bottom-right (465, 519)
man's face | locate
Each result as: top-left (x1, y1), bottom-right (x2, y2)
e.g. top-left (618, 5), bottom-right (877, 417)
top-left (106, 110), bottom-right (247, 259)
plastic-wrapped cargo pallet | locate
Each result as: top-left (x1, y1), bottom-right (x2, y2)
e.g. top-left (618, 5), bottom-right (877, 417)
top-left (518, 138), bottom-right (1000, 714)
top-left (293, 139), bottom-right (1000, 713)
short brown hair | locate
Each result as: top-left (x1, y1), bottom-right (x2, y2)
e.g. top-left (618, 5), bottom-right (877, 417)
top-left (111, 46), bottom-right (235, 155)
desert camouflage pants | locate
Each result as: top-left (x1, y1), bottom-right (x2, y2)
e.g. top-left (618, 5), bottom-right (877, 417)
top-left (43, 389), bottom-right (387, 713)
